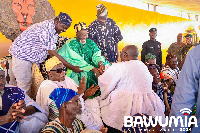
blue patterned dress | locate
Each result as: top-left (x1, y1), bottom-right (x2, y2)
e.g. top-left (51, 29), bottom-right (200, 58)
top-left (88, 18), bottom-right (123, 62)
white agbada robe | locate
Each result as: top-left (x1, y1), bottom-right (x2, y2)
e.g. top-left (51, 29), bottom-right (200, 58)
top-left (98, 60), bottom-right (165, 131)
top-left (36, 76), bottom-right (103, 130)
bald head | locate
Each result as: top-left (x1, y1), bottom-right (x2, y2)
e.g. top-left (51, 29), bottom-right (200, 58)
top-left (120, 45), bottom-right (139, 61)
top-left (177, 33), bottom-right (182, 43)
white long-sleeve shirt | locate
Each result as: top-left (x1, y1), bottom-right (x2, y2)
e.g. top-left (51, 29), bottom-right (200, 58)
top-left (98, 60), bottom-right (165, 131)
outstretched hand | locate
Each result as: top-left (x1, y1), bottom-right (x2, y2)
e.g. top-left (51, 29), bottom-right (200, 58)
top-left (77, 76), bottom-right (86, 95)
top-left (83, 84), bottom-right (99, 100)
top-left (72, 66), bottom-right (83, 73)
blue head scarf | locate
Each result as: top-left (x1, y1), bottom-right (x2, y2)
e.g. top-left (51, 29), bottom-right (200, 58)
top-left (58, 12), bottom-right (72, 27)
top-left (49, 88), bottom-right (78, 109)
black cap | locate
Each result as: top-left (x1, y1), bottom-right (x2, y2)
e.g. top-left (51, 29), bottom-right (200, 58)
top-left (149, 28), bottom-right (157, 32)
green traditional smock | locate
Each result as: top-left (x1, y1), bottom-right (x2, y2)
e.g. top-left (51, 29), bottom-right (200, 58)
top-left (57, 38), bottom-right (110, 98)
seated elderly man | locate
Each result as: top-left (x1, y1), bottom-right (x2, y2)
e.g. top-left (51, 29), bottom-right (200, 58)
top-left (58, 22), bottom-right (110, 98)
top-left (162, 53), bottom-right (180, 95)
top-left (37, 56), bottom-right (102, 129)
top-left (41, 88), bottom-right (107, 133)
top-left (0, 65), bottom-right (48, 133)
top-left (97, 45), bottom-right (165, 132)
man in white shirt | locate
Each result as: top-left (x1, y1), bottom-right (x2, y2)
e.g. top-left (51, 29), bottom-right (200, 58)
top-left (98, 45), bottom-right (165, 132)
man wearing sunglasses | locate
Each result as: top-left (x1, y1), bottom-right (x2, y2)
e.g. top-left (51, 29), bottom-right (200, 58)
top-left (37, 56), bottom-right (102, 129)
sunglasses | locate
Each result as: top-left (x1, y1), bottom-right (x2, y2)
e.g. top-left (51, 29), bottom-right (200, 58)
top-left (50, 67), bottom-right (67, 73)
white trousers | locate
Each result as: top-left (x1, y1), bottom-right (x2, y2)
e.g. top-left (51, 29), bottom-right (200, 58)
top-left (12, 56), bottom-right (32, 96)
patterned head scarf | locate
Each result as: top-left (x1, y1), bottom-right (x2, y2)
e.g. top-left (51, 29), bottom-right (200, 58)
top-left (145, 53), bottom-right (156, 62)
top-left (97, 4), bottom-right (108, 16)
top-left (74, 22), bottom-right (87, 33)
top-left (0, 65), bottom-right (4, 72)
top-left (58, 12), bottom-right (72, 26)
top-left (45, 56), bottom-right (62, 71)
top-left (185, 34), bottom-right (193, 38)
top-left (49, 88), bottom-right (79, 110)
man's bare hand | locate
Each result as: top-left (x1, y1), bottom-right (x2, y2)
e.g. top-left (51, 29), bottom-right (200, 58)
top-left (72, 66), bottom-right (83, 73)
top-left (99, 64), bottom-right (105, 71)
top-left (83, 84), bottom-right (99, 100)
top-left (5, 100), bottom-right (26, 123)
top-left (77, 76), bottom-right (86, 95)
top-left (99, 125), bottom-right (108, 133)
top-left (97, 68), bottom-right (104, 75)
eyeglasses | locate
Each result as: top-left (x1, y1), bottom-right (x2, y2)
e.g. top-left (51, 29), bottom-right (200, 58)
top-left (68, 99), bottom-right (81, 106)
top-left (50, 67), bottom-right (67, 73)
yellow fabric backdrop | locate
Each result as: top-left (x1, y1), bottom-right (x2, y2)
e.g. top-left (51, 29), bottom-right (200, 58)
top-left (1, 0), bottom-right (200, 63)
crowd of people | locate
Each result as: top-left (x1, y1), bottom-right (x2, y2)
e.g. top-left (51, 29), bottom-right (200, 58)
top-left (0, 3), bottom-right (199, 133)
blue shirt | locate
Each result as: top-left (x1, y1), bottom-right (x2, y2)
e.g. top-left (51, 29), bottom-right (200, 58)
top-left (169, 45), bottom-right (200, 132)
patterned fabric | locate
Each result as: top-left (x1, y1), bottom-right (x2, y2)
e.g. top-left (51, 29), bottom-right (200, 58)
top-left (96, 4), bottom-right (107, 16)
top-left (49, 88), bottom-right (78, 110)
top-left (0, 87), bottom-right (25, 133)
top-left (9, 19), bottom-right (58, 65)
top-left (58, 38), bottom-right (110, 98)
top-left (156, 84), bottom-right (172, 109)
top-left (48, 101), bottom-right (59, 121)
top-left (74, 22), bottom-right (87, 33)
top-left (145, 53), bottom-right (156, 62)
top-left (161, 65), bottom-right (180, 85)
top-left (88, 18), bottom-right (123, 62)
top-left (41, 118), bottom-right (86, 133)
top-left (122, 113), bottom-right (156, 133)
top-left (40, 36), bottom-right (70, 80)
top-left (0, 64), bottom-right (4, 72)
top-left (192, 102), bottom-right (197, 115)
top-left (58, 12), bottom-right (72, 26)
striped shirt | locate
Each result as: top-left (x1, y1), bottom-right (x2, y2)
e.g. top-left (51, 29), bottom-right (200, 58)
top-left (9, 19), bottom-right (58, 64)
top-left (41, 118), bottom-right (86, 133)
top-left (48, 101), bottom-right (59, 121)
top-left (161, 65), bottom-right (180, 83)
